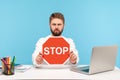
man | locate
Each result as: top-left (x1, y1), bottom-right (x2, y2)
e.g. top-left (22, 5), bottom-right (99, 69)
top-left (32, 12), bottom-right (79, 67)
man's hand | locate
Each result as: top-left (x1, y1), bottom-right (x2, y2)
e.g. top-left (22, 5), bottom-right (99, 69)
top-left (70, 51), bottom-right (77, 64)
top-left (36, 53), bottom-right (43, 64)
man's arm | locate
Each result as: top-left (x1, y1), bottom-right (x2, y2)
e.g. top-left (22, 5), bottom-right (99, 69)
top-left (68, 38), bottom-right (79, 64)
top-left (32, 38), bottom-right (44, 67)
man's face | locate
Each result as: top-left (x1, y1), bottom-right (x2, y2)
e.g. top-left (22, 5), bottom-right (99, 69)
top-left (50, 18), bottom-right (64, 36)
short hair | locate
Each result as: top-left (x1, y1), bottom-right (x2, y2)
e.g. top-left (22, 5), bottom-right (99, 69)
top-left (49, 12), bottom-right (65, 24)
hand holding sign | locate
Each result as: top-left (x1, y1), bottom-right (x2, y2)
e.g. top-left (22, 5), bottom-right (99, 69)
top-left (70, 51), bottom-right (77, 64)
top-left (36, 53), bottom-right (43, 64)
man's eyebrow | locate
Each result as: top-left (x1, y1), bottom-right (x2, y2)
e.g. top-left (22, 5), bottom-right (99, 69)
top-left (52, 23), bottom-right (56, 24)
top-left (58, 24), bottom-right (62, 25)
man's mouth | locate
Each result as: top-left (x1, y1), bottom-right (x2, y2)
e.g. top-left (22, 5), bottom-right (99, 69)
top-left (54, 29), bottom-right (60, 33)
top-left (51, 28), bottom-right (63, 36)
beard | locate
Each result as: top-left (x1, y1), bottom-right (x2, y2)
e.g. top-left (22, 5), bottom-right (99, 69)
top-left (50, 28), bottom-right (63, 36)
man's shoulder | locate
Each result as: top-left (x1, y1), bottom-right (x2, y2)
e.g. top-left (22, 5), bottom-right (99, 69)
top-left (62, 36), bottom-right (73, 42)
top-left (36, 35), bottom-right (51, 45)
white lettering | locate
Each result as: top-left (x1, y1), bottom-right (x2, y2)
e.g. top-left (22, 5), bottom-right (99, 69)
top-left (50, 47), bottom-right (55, 55)
top-left (43, 47), bottom-right (69, 55)
top-left (44, 47), bottom-right (49, 55)
top-left (63, 47), bottom-right (68, 54)
top-left (56, 47), bottom-right (62, 55)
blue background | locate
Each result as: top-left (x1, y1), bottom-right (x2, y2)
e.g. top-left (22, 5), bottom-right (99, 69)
top-left (0, 0), bottom-right (120, 67)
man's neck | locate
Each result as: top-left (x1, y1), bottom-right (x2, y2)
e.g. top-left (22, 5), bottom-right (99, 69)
top-left (51, 34), bottom-right (62, 37)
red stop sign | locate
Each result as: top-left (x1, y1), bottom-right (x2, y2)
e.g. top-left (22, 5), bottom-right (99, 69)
top-left (42, 37), bottom-right (70, 64)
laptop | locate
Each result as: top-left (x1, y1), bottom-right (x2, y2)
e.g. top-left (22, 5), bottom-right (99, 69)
top-left (70, 45), bottom-right (118, 75)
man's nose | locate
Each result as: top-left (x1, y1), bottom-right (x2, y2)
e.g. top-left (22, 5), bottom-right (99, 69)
top-left (55, 25), bottom-right (58, 28)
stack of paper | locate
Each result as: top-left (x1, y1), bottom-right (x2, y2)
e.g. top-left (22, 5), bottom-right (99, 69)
top-left (15, 65), bottom-right (32, 72)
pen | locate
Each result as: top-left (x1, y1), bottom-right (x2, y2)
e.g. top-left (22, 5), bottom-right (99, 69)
top-left (11, 56), bottom-right (16, 70)
top-left (1, 59), bottom-right (10, 70)
top-left (7, 57), bottom-right (11, 74)
top-left (12, 56), bottom-right (15, 65)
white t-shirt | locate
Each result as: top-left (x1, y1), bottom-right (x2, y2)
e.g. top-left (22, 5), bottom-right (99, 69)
top-left (32, 35), bottom-right (79, 67)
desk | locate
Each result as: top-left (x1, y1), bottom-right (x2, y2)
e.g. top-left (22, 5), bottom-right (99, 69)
top-left (0, 65), bottom-right (120, 80)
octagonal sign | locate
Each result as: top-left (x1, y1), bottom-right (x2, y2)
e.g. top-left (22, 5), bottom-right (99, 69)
top-left (42, 37), bottom-right (70, 64)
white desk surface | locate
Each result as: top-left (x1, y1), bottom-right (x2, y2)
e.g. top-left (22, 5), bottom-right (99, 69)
top-left (0, 65), bottom-right (120, 80)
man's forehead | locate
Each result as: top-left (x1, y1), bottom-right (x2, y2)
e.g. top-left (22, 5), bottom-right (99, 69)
top-left (51, 18), bottom-right (63, 23)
